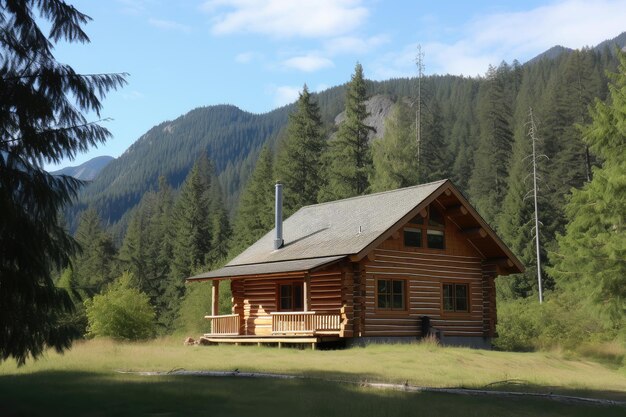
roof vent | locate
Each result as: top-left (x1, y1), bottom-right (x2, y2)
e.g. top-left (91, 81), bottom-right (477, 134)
top-left (274, 182), bottom-right (284, 250)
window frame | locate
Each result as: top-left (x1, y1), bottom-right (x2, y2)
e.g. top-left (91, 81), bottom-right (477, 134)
top-left (403, 205), bottom-right (446, 250)
top-left (277, 281), bottom-right (304, 312)
top-left (375, 278), bottom-right (408, 312)
top-left (441, 282), bottom-right (470, 314)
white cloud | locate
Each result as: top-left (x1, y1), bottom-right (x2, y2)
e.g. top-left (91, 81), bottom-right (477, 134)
top-left (235, 51), bottom-right (261, 63)
top-left (372, 0), bottom-right (626, 78)
top-left (324, 34), bottom-right (390, 55)
top-left (148, 18), bottom-right (192, 34)
top-left (268, 85), bottom-right (301, 107)
top-left (282, 54), bottom-right (334, 72)
top-left (122, 90), bottom-right (145, 100)
top-left (201, 0), bottom-right (369, 38)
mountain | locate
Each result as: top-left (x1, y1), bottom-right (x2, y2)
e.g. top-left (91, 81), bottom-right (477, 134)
top-left (526, 45), bottom-right (573, 65)
top-left (70, 32), bottom-right (625, 241)
top-left (594, 31), bottom-right (626, 53)
top-left (52, 155), bottom-right (114, 181)
top-left (70, 105), bottom-right (292, 232)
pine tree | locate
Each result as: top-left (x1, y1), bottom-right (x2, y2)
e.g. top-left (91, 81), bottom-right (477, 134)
top-left (371, 101), bottom-right (419, 192)
top-left (73, 208), bottom-right (118, 296)
top-left (0, 0), bottom-right (126, 363)
top-left (421, 99), bottom-right (452, 182)
top-left (320, 63), bottom-right (375, 201)
top-left (549, 52), bottom-right (626, 324)
top-left (276, 85), bottom-right (326, 213)
top-left (164, 155), bottom-right (215, 328)
top-left (468, 64), bottom-right (515, 223)
top-left (231, 146), bottom-right (275, 255)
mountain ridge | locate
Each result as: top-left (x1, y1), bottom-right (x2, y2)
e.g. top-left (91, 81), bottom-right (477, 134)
top-left (52, 155), bottom-right (114, 181)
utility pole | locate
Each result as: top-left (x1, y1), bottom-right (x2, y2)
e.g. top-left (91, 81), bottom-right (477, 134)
top-left (415, 44), bottom-right (424, 179)
top-left (527, 108), bottom-right (544, 303)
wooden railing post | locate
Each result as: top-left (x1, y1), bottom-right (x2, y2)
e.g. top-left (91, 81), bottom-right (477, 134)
top-left (211, 280), bottom-right (219, 317)
top-left (304, 274), bottom-right (310, 312)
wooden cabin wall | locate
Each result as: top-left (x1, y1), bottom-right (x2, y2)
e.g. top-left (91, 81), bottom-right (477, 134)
top-left (231, 268), bottom-right (345, 336)
top-left (362, 214), bottom-right (491, 338)
top-left (240, 278), bottom-right (280, 336)
top-left (309, 270), bottom-right (343, 311)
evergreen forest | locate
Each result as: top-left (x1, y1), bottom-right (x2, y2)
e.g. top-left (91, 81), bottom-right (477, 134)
top-left (57, 36), bottom-right (625, 352)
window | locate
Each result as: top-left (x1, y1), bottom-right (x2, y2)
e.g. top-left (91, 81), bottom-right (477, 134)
top-left (442, 283), bottom-right (469, 312)
top-left (279, 283), bottom-right (303, 311)
top-left (403, 206), bottom-right (446, 250)
top-left (403, 227), bottom-right (422, 247)
top-left (377, 279), bottom-right (405, 310)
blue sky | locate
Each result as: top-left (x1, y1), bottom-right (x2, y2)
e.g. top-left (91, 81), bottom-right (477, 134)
top-left (49, 0), bottom-right (626, 169)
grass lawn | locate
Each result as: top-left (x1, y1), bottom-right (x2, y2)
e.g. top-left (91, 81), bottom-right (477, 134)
top-left (1, 338), bottom-right (625, 416)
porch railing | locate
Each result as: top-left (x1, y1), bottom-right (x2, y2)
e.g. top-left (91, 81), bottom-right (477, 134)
top-left (204, 314), bottom-right (240, 336)
top-left (271, 311), bottom-right (341, 335)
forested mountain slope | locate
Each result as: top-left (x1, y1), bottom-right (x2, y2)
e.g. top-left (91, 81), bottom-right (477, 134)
top-left (70, 105), bottom-right (291, 230)
top-left (69, 33), bottom-right (626, 241)
top-left (52, 155), bottom-right (114, 181)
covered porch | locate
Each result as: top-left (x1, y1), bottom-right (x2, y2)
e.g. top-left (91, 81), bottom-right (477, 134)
top-left (190, 256), bottom-right (350, 344)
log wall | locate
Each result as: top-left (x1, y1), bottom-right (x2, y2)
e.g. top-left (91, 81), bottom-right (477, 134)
top-left (360, 214), bottom-right (495, 338)
top-left (230, 269), bottom-right (344, 336)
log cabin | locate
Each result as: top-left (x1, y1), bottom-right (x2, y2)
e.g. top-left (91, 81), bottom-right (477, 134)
top-left (187, 179), bottom-right (523, 349)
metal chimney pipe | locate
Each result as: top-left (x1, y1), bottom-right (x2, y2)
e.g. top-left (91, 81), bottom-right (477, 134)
top-left (274, 182), bottom-right (284, 250)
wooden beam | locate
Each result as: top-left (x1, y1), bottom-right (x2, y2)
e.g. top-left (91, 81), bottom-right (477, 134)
top-left (463, 227), bottom-right (487, 239)
top-left (419, 208), bottom-right (428, 218)
top-left (446, 205), bottom-right (468, 218)
top-left (486, 257), bottom-right (515, 268)
top-left (444, 188), bottom-right (452, 196)
top-left (211, 280), bottom-right (219, 316)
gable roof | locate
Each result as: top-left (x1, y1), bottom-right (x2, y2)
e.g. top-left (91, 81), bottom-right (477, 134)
top-left (188, 179), bottom-right (523, 281)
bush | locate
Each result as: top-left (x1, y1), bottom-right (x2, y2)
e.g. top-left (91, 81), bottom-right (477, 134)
top-left (85, 273), bottom-right (156, 340)
top-left (176, 280), bottom-right (232, 335)
top-left (494, 290), bottom-right (621, 353)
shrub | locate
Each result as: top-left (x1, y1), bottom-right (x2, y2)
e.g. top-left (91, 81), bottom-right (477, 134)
top-left (85, 273), bottom-right (156, 340)
top-left (176, 280), bottom-right (232, 335)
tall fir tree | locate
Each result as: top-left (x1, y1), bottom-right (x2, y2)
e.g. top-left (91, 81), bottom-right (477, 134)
top-left (118, 176), bottom-right (175, 327)
top-left (320, 62), bottom-right (375, 201)
top-left (231, 146), bottom-right (275, 256)
top-left (0, 0), bottom-right (126, 363)
top-left (420, 99), bottom-right (452, 183)
top-left (164, 155), bottom-right (215, 328)
top-left (276, 85), bottom-right (326, 214)
top-left (468, 63), bottom-right (515, 223)
top-left (72, 208), bottom-right (118, 296)
top-left (549, 52), bottom-right (626, 324)
top-left (370, 101), bottom-right (419, 192)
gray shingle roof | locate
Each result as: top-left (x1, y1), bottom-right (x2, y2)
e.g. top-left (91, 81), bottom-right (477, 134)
top-left (188, 256), bottom-right (345, 281)
top-left (228, 179), bottom-right (448, 266)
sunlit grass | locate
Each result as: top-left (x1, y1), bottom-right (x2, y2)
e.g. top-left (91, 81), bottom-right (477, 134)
top-left (2, 337), bottom-right (625, 398)
top-left (2, 338), bottom-right (626, 416)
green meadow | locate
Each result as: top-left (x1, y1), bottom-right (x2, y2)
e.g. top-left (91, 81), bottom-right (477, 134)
top-left (1, 339), bottom-right (625, 416)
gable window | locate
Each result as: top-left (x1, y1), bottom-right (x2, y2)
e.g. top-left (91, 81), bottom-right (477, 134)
top-left (442, 283), bottom-right (469, 312)
top-left (279, 283), bottom-right (303, 311)
top-left (377, 279), bottom-right (405, 310)
top-left (403, 206), bottom-right (446, 250)
top-left (403, 227), bottom-right (422, 247)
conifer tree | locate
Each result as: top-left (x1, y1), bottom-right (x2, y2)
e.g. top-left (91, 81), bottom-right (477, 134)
top-left (164, 155), bottom-right (214, 328)
top-left (468, 63), bottom-right (515, 223)
top-left (0, 0), bottom-right (126, 363)
top-left (72, 208), bottom-right (118, 296)
top-left (549, 52), bottom-right (626, 324)
top-left (371, 101), bottom-right (419, 192)
top-left (276, 85), bottom-right (326, 213)
top-left (320, 63), bottom-right (375, 201)
top-left (421, 99), bottom-right (452, 182)
top-left (231, 146), bottom-right (275, 255)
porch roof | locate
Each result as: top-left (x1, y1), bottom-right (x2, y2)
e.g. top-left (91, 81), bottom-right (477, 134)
top-left (187, 255), bottom-right (346, 281)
